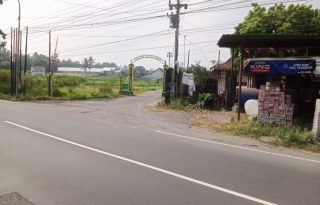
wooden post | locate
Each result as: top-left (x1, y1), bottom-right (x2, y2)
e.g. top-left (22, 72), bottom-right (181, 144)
top-left (237, 47), bottom-right (244, 121)
top-left (227, 49), bottom-right (235, 110)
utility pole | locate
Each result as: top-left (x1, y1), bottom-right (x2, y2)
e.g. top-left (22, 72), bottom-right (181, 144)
top-left (17, 0), bottom-right (21, 95)
top-left (10, 28), bottom-right (13, 96)
top-left (167, 52), bottom-right (173, 67)
top-left (169, 0), bottom-right (187, 98)
top-left (184, 35), bottom-right (186, 69)
top-left (48, 30), bottom-right (52, 97)
top-left (24, 27), bottom-right (28, 75)
top-left (52, 37), bottom-right (59, 71)
top-left (187, 50), bottom-right (190, 69)
top-left (23, 26), bottom-right (28, 96)
top-left (19, 29), bottom-right (22, 93)
top-left (15, 28), bottom-right (18, 96)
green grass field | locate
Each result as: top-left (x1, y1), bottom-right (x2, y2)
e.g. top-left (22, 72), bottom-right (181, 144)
top-left (0, 69), bottom-right (162, 100)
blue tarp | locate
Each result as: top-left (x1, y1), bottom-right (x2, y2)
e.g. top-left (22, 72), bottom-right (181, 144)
top-left (244, 59), bottom-right (316, 75)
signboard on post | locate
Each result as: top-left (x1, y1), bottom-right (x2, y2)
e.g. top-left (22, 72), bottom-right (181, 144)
top-left (244, 58), bottom-right (316, 75)
top-left (31, 66), bottom-right (45, 76)
top-left (182, 72), bottom-right (195, 96)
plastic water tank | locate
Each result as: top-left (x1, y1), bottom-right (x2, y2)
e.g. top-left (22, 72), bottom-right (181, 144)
top-left (240, 88), bottom-right (259, 108)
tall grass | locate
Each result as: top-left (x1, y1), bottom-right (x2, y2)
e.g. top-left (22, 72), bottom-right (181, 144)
top-left (0, 69), bottom-right (161, 100)
top-left (158, 98), bottom-right (188, 110)
top-left (221, 116), bottom-right (320, 152)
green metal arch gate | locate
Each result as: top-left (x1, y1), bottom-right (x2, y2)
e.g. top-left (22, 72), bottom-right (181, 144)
top-left (120, 55), bottom-right (168, 95)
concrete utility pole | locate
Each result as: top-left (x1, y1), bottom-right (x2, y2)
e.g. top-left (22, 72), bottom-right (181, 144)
top-left (10, 28), bottom-right (13, 96)
top-left (24, 26), bottom-right (28, 76)
top-left (184, 35), bottom-right (186, 69)
top-left (48, 30), bottom-right (52, 97)
top-left (23, 26), bottom-right (28, 96)
top-left (15, 28), bottom-right (18, 96)
top-left (187, 49), bottom-right (190, 69)
top-left (17, 0), bottom-right (21, 95)
top-left (169, 0), bottom-right (187, 98)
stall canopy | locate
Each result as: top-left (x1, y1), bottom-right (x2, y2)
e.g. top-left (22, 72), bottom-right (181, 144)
top-left (244, 58), bottom-right (316, 75)
top-left (217, 34), bottom-right (320, 48)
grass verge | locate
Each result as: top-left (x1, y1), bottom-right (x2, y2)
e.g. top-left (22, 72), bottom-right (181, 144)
top-left (193, 114), bottom-right (320, 153)
top-left (154, 98), bottom-right (320, 153)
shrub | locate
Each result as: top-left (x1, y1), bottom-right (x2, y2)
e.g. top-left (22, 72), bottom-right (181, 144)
top-left (25, 75), bottom-right (47, 97)
top-left (158, 98), bottom-right (187, 110)
top-left (53, 75), bottom-right (84, 87)
top-left (53, 87), bottom-right (69, 97)
top-left (0, 69), bottom-right (10, 95)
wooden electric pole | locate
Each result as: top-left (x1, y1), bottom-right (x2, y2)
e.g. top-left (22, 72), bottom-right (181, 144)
top-left (169, 0), bottom-right (187, 98)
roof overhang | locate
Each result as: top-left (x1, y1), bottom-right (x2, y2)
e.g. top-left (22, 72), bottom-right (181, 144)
top-left (217, 34), bottom-right (320, 48)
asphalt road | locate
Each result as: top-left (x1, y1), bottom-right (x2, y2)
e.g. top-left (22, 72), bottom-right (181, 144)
top-left (0, 91), bottom-right (320, 205)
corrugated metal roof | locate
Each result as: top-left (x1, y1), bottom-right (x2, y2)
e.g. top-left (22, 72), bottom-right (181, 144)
top-left (57, 67), bottom-right (116, 72)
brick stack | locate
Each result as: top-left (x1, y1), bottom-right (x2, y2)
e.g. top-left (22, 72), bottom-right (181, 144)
top-left (257, 86), bottom-right (294, 126)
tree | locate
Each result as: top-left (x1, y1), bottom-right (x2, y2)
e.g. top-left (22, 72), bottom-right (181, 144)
top-left (187, 64), bottom-right (209, 88)
top-left (0, 48), bottom-right (10, 68)
top-left (236, 4), bottom-right (320, 35)
top-left (134, 65), bottom-right (147, 76)
top-left (88, 56), bottom-right (95, 71)
top-left (0, 29), bottom-right (6, 49)
top-left (235, 3), bottom-right (320, 57)
top-left (31, 52), bottom-right (48, 71)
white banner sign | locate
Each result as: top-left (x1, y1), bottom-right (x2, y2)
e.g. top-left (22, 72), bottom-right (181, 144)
top-left (182, 72), bottom-right (196, 96)
top-left (31, 67), bottom-right (45, 76)
top-left (182, 72), bottom-right (194, 86)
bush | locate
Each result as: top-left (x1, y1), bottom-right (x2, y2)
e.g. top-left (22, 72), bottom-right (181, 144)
top-left (0, 69), bottom-right (10, 95)
top-left (25, 75), bottom-right (48, 97)
top-left (53, 87), bottom-right (69, 97)
top-left (99, 84), bottom-right (112, 94)
top-left (53, 75), bottom-right (84, 87)
top-left (223, 116), bottom-right (314, 147)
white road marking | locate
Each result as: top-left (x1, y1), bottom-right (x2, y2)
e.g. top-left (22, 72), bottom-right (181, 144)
top-left (156, 130), bottom-right (320, 164)
top-left (4, 120), bottom-right (276, 205)
top-left (0, 100), bottom-right (14, 103)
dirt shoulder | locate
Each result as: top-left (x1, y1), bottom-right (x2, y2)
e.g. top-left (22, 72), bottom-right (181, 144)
top-left (146, 99), bottom-right (320, 156)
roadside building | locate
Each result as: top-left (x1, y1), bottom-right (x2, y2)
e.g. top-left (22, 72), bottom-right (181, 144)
top-left (56, 67), bottom-right (116, 76)
top-left (217, 34), bottom-right (320, 123)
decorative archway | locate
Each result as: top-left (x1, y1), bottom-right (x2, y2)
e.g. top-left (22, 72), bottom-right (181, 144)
top-left (131, 55), bottom-right (167, 65)
top-left (120, 54), bottom-right (168, 95)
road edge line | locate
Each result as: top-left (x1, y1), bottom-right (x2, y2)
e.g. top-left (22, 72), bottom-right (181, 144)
top-left (155, 130), bottom-right (320, 164)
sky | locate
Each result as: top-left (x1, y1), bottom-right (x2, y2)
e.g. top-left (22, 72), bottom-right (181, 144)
top-left (0, 0), bottom-right (319, 69)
